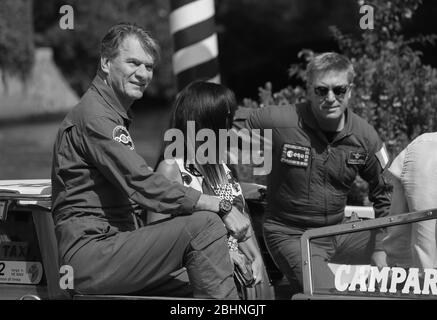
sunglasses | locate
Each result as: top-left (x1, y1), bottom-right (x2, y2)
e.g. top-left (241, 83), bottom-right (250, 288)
top-left (313, 84), bottom-right (351, 98)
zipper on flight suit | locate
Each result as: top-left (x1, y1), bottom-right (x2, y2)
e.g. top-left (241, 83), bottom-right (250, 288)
top-left (322, 135), bottom-right (350, 225)
top-left (307, 149), bottom-right (314, 202)
top-left (323, 143), bottom-right (331, 225)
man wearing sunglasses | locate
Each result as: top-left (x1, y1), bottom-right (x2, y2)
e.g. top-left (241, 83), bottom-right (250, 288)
top-left (245, 52), bottom-right (391, 295)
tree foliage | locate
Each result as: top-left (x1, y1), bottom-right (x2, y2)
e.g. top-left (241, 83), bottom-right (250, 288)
top-left (334, 0), bottom-right (437, 155)
top-left (216, 0), bottom-right (361, 100)
top-left (0, 0), bottom-right (34, 81)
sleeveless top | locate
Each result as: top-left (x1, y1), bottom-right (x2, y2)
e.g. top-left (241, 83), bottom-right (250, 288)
top-left (173, 159), bottom-right (245, 213)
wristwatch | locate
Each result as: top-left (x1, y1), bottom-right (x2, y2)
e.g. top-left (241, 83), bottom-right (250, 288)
top-left (218, 198), bottom-right (232, 218)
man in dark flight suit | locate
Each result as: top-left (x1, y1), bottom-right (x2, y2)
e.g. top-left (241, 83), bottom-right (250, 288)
top-left (51, 22), bottom-right (250, 299)
top-left (244, 52), bottom-right (391, 294)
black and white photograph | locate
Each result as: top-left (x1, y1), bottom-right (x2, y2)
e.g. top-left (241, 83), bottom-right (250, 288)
top-left (0, 0), bottom-right (437, 315)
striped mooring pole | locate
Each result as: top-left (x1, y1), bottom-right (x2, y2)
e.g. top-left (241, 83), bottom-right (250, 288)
top-left (169, 0), bottom-right (220, 91)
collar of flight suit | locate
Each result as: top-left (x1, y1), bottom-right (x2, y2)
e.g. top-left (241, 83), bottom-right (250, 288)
top-left (90, 70), bottom-right (133, 126)
top-left (298, 101), bottom-right (354, 144)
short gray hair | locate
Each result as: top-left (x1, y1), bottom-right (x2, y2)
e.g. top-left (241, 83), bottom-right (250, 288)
top-left (306, 52), bottom-right (355, 85)
top-left (100, 22), bottom-right (160, 65)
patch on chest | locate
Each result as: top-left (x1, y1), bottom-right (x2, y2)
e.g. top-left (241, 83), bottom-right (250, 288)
top-left (113, 125), bottom-right (134, 150)
top-left (347, 151), bottom-right (368, 165)
top-left (280, 143), bottom-right (310, 167)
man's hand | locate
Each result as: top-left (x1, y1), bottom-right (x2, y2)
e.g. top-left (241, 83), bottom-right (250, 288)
top-left (371, 250), bottom-right (388, 269)
top-left (251, 255), bottom-right (264, 285)
top-left (195, 195), bottom-right (250, 241)
top-left (230, 250), bottom-right (248, 273)
top-left (223, 206), bottom-right (250, 242)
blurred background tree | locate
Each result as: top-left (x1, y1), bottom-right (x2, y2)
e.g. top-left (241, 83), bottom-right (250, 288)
top-left (215, 0), bottom-right (362, 100)
top-left (0, 0), bottom-right (34, 83)
top-left (333, 0), bottom-right (437, 156)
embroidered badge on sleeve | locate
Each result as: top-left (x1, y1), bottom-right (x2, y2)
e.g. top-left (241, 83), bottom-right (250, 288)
top-left (375, 143), bottom-right (389, 169)
top-left (112, 125), bottom-right (135, 150)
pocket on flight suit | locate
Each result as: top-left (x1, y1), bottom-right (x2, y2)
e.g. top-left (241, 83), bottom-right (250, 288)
top-left (56, 216), bottom-right (115, 262)
top-left (338, 147), bottom-right (368, 189)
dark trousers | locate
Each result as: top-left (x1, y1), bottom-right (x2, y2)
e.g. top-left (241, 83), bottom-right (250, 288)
top-left (263, 218), bottom-right (374, 295)
top-left (58, 211), bottom-right (238, 299)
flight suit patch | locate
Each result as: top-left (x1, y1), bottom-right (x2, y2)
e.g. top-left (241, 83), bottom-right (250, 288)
top-left (112, 125), bottom-right (134, 150)
top-left (347, 151), bottom-right (367, 165)
top-left (280, 144), bottom-right (310, 167)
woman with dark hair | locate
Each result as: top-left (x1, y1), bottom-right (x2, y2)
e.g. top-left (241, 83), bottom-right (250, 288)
top-left (149, 81), bottom-right (267, 296)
